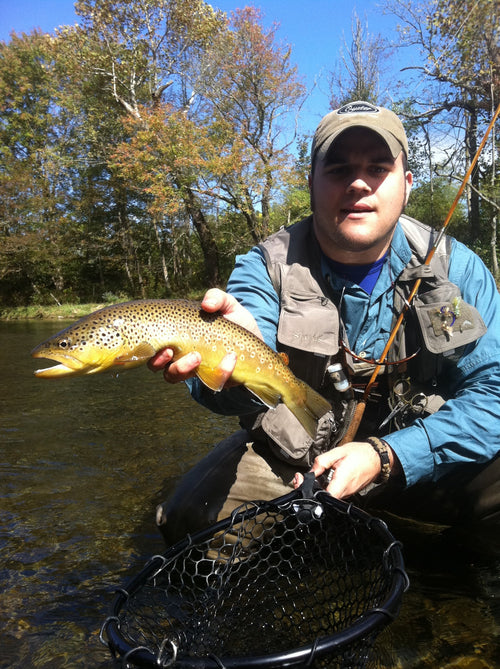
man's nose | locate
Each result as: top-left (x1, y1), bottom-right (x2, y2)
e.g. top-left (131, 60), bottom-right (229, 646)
top-left (347, 176), bottom-right (371, 193)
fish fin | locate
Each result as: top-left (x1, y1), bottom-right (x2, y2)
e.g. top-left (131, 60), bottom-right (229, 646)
top-left (196, 363), bottom-right (229, 392)
top-left (278, 352), bottom-right (289, 366)
top-left (244, 371), bottom-right (331, 438)
top-left (249, 378), bottom-right (330, 439)
top-left (284, 384), bottom-right (332, 439)
top-left (245, 384), bottom-right (282, 409)
top-left (115, 342), bottom-right (156, 365)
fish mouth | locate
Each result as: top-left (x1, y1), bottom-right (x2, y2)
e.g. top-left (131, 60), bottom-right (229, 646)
top-left (31, 350), bottom-right (101, 378)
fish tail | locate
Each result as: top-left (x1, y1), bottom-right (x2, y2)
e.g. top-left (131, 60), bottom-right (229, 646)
top-left (284, 382), bottom-right (331, 440)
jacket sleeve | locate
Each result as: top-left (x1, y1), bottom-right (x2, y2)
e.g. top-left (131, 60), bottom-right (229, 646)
top-left (186, 246), bottom-right (281, 415)
top-left (385, 240), bottom-right (500, 486)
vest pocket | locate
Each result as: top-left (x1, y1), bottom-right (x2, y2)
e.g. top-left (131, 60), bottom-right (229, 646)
top-left (261, 404), bottom-right (313, 463)
top-left (277, 293), bottom-right (340, 357)
top-left (259, 405), bottom-right (337, 468)
top-left (413, 298), bottom-right (487, 355)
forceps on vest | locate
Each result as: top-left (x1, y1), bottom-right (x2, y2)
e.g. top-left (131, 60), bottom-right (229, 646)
top-left (379, 377), bottom-right (428, 430)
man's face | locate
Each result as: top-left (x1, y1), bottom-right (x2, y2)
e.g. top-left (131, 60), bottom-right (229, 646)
top-left (309, 127), bottom-right (413, 264)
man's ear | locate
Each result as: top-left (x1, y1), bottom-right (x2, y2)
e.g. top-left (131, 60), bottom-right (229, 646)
top-left (404, 171), bottom-right (413, 206)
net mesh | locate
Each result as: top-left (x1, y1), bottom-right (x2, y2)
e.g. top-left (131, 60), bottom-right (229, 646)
top-left (102, 483), bottom-right (407, 668)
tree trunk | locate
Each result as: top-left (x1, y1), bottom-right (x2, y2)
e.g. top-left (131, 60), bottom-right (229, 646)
top-left (260, 169), bottom-right (273, 240)
top-left (184, 188), bottom-right (221, 286)
top-left (153, 218), bottom-right (170, 290)
top-left (490, 93), bottom-right (499, 278)
top-left (491, 213), bottom-right (498, 278)
top-left (465, 105), bottom-right (481, 241)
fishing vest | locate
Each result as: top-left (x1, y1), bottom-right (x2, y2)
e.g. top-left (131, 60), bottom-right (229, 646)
top-left (240, 214), bottom-right (486, 466)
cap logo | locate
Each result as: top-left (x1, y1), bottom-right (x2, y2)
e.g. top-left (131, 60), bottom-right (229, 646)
top-left (337, 102), bottom-right (379, 115)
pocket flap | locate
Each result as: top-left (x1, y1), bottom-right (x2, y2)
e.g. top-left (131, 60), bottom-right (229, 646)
top-left (414, 300), bottom-right (487, 354)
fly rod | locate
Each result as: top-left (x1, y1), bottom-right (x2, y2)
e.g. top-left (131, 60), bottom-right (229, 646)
top-left (340, 101), bottom-right (500, 445)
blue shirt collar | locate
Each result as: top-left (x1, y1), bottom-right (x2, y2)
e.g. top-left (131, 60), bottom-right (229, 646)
top-left (320, 217), bottom-right (413, 293)
top-left (389, 219), bottom-right (413, 275)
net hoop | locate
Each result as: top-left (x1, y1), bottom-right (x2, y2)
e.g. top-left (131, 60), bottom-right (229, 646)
top-left (101, 484), bottom-right (408, 668)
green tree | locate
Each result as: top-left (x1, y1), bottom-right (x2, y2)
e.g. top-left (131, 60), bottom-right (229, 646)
top-left (386, 0), bottom-right (499, 270)
top-left (0, 2), bottom-right (317, 304)
top-left (406, 177), bottom-right (467, 229)
top-left (106, 3), bottom-right (307, 290)
top-left (0, 31), bottom-right (81, 304)
top-left (196, 7), bottom-right (307, 243)
top-left (328, 11), bottom-right (390, 108)
top-left (273, 136), bottom-right (311, 228)
top-left (74, 0), bottom-right (226, 288)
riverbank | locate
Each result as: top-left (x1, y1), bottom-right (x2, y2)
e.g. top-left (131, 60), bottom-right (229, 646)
top-left (0, 294), bottom-right (206, 320)
top-left (0, 303), bottom-right (110, 321)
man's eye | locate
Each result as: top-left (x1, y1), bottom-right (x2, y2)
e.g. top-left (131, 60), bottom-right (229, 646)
top-left (326, 165), bottom-right (348, 175)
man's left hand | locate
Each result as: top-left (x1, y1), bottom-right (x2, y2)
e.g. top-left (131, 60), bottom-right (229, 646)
top-left (293, 441), bottom-right (400, 499)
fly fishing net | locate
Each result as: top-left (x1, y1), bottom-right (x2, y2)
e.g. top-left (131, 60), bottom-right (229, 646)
top-left (101, 475), bottom-right (408, 668)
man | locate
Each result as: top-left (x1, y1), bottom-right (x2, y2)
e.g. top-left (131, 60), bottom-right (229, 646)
top-left (150, 101), bottom-right (500, 544)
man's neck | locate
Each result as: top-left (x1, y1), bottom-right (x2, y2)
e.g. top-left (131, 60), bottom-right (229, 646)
top-left (325, 253), bottom-right (388, 294)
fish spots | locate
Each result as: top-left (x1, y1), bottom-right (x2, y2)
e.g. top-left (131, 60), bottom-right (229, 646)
top-left (33, 298), bottom-right (294, 391)
top-left (83, 326), bottom-right (124, 351)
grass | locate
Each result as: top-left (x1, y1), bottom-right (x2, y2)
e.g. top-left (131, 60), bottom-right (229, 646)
top-left (0, 303), bottom-right (109, 321)
top-left (0, 291), bottom-right (208, 321)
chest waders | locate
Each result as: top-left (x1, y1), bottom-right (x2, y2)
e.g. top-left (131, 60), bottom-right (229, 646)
top-left (156, 215), bottom-right (493, 545)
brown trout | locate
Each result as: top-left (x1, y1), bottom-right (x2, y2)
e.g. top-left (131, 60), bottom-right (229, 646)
top-left (31, 299), bottom-right (331, 438)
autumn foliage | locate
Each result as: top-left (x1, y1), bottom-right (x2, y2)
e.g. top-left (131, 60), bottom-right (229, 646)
top-left (0, 0), bottom-right (498, 306)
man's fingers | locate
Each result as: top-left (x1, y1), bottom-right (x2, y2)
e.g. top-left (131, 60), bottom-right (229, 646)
top-left (293, 472), bottom-right (305, 489)
top-left (147, 348), bottom-right (174, 372)
top-left (218, 351), bottom-right (238, 378)
top-left (201, 288), bottom-right (228, 312)
top-left (163, 351), bottom-right (238, 387)
top-left (163, 352), bottom-right (201, 383)
top-left (202, 289), bottom-right (263, 339)
top-left (311, 450), bottom-right (341, 477)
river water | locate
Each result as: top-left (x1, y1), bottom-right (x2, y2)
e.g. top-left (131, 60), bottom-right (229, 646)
top-left (1, 320), bottom-right (499, 668)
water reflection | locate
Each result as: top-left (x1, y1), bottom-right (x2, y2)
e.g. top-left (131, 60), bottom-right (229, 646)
top-left (1, 320), bottom-right (238, 668)
top-left (1, 321), bottom-right (499, 668)
top-left (374, 518), bottom-right (500, 667)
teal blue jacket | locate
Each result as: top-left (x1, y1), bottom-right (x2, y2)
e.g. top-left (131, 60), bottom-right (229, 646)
top-left (189, 219), bottom-right (500, 487)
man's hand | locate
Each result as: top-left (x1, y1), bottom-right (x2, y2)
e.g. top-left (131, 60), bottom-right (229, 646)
top-left (293, 441), bottom-right (400, 499)
top-left (147, 288), bottom-right (262, 385)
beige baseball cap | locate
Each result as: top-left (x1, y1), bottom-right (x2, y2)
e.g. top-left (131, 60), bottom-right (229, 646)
top-left (311, 101), bottom-right (408, 166)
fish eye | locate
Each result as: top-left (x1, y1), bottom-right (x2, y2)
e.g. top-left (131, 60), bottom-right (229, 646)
top-left (58, 338), bottom-right (71, 349)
